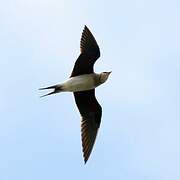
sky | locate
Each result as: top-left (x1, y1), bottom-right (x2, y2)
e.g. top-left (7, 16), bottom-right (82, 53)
top-left (0, 0), bottom-right (180, 179)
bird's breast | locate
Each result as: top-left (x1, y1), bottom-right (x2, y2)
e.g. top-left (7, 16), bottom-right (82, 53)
top-left (63, 74), bottom-right (99, 92)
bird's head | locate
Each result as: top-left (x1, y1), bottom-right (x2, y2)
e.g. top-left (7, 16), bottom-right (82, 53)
top-left (99, 71), bottom-right (112, 83)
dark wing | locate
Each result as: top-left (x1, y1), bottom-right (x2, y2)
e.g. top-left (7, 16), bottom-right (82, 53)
top-left (70, 26), bottom-right (100, 77)
top-left (73, 89), bottom-right (102, 163)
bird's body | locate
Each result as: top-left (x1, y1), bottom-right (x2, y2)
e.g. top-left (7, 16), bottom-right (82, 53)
top-left (40, 25), bottom-right (111, 163)
top-left (59, 73), bottom-right (101, 92)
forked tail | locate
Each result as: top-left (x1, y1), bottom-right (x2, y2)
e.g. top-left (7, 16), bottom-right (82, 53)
top-left (39, 84), bottom-right (63, 97)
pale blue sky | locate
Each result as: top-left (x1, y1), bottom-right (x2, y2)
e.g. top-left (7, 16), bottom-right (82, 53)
top-left (0, 0), bottom-right (180, 179)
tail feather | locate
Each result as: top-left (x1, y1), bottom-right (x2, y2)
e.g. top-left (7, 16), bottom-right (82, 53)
top-left (40, 91), bottom-right (56, 98)
top-left (39, 85), bottom-right (58, 90)
top-left (39, 84), bottom-right (63, 97)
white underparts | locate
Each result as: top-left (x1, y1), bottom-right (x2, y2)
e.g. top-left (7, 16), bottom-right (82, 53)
top-left (61, 74), bottom-right (100, 92)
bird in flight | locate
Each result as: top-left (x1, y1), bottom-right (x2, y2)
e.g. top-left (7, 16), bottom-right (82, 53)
top-left (40, 25), bottom-right (111, 163)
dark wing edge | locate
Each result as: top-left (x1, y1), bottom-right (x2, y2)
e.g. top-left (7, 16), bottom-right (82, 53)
top-left (73, 89), bottom-right (102, 163)
top-left (70, 26), bottom-right (100, 77)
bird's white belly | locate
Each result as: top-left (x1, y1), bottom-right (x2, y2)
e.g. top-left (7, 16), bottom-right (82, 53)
top-left (62, 75), bottom-right (96, 92)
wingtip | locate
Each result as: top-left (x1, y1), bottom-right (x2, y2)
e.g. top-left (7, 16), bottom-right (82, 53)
top-left (83, 157), bottom-right (88, 165)
top-left (83, 151), bottom-right (91, 164)
top-left (84, 25), bottom-right (89, 31)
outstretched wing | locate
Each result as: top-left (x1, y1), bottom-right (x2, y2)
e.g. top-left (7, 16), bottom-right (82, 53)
top-left (73, 89), bottom-right (102, 163)
top-left (70, 26), bottom-right (100, 77)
